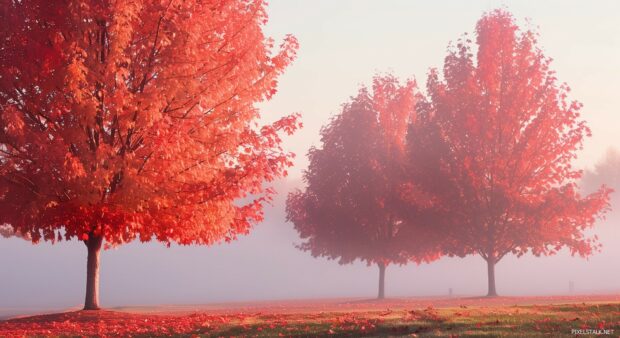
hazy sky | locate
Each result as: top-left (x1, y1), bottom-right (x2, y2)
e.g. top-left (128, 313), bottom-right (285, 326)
top-left (2, 0), bottom-right (620, 316)
top-left (261, 0), bottom-right (620, 176)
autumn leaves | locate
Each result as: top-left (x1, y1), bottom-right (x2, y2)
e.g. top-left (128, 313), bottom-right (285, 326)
top-left (0, 0), bottom-right (300, 309)
top-left (286, 9), bottom-right (610, 299)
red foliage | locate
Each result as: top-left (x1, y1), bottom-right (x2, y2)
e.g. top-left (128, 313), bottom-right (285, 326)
top-left (2, 295), bottom-right (619, 336)
top-left (0, 310), bottom-right (228, 337)
top-left (408, 9), bottom-right (610, 294)
top-left (0, 0), bottom-right (299, 246)
top-left (286, 75), bottom-right (441, 297)
top-left (0, 0), bottom-right (299, 308)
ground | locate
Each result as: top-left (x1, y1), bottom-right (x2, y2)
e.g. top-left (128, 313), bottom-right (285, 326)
top-left (1, 295), bottom-right (619, 337)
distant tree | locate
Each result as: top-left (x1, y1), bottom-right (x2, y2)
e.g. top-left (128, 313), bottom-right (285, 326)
top-left (0, 0), bottom-right (299, 309)
top-left (286, 75), bottom-right (439, 299)
top-left (582, 147), bottom-right (620, 195)
top-left (415, 9), bottom-right (610, 297)
top-left (0, 224), bottom-right (30, 240)
top-left (0, 225), bottom-right (10, 238)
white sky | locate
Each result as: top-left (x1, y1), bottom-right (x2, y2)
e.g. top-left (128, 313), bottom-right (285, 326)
top-left (1, 0), bottom-right (619, 316)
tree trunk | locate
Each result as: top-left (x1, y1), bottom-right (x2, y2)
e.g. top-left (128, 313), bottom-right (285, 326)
top-left (377, 262), bottom-right (386, 299)
top-left (486, 256), bottom-right (498, 297)
top-left (84, 234), bottom-right (103, 310)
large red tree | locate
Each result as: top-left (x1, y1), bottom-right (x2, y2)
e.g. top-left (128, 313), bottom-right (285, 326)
top-left (411, 10), bottom-right (610, 296)
top-left (286, 75), bottom-right (439, 299)
top-left (0, 0), bottom-right (299, 309)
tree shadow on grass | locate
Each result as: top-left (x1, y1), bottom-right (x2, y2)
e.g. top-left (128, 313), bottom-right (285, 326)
top-left (209, 321), bottom-right (531, 338)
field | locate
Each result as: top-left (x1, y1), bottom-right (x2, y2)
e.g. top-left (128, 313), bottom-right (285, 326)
top-left (1, 295), bottom-right (619, 337)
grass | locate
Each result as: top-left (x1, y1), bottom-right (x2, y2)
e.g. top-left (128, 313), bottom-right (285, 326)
top-left (1, 298), bottom-right (619, 337)
top-left (194, 303), bottom-right (620, 337)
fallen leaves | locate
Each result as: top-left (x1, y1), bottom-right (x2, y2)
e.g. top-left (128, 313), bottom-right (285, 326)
top-left (1, 298), bottom-right (620, 337)
top-left (0, 311), bottom-right (219, 337)
top-left (406, 306), bottom-right (444, 322)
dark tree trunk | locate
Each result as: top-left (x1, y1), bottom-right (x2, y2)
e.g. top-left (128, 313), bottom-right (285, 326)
top-left (84, 234), bottom-right (103, 310)
top-left (486, 256), bottom-right (498, 297)
top-left (377, 262), bottom-right (386, 299)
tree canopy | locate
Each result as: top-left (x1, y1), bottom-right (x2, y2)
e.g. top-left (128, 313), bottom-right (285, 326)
top-left (286, 75), bottom-right (441, 298)
top-left (411, 9), bottom-right (610, 295)
top-left (0, 0), bottom-right (300, 246)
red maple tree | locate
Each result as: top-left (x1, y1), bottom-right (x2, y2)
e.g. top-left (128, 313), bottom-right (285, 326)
top-left (0, 0), bottom-right (299, 309)
top-left (286, 75), bottom-right (440, 299)
top-left (411, 9), bottom-right (611, 296)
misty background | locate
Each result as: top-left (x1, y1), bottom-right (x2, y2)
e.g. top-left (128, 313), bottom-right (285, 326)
top-left (2, 0), bottom-right (620, 314)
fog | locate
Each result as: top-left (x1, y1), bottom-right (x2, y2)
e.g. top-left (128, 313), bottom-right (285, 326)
top-left (2, 0), bottom-right (620, 316)
top-left (2, 178), bottom-right (620, 315)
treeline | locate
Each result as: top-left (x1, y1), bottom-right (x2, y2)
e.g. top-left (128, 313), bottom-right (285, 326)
top-left (286, 10), bottom-right (611, 298)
